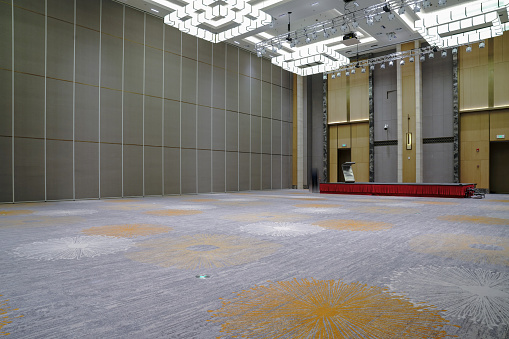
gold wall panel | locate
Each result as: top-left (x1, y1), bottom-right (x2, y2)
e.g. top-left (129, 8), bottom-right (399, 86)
top-left (328, 125), bottom-right (338, 183)
top-left (350, 123), bottom-right (369, 182)
top-left (401, 42), bottom-right (416, 183)
top-left (349, 70), bottom-right (369, 121)
top-left (459, 38), bottom-right (490, 111)
top-left (493, 33), bottom-right (509, 107)
top-left (337, 124), bottom-right (351, 148)
top-left (460, 112), bottom-right (490, 188)
top-left (327, 74), bottom-right (347, 123)
top-left (490, 110), bottom-right (509, 141)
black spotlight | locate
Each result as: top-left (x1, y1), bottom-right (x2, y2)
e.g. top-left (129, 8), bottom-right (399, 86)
top-left (383, 3), bottom-right (391, 12)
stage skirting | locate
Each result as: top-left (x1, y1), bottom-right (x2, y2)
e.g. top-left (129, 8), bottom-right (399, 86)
top-left (320, 182), bottom-right (476, 198)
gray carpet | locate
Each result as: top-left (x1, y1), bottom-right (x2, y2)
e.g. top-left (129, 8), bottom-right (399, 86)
top-left (1, 190), bottom-right (508, 338)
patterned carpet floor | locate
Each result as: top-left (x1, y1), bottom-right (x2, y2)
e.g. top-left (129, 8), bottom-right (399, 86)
top-left (1, 190), bottom-right (508, 338)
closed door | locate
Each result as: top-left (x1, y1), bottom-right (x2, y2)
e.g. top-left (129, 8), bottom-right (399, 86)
top-left (490, 141), bottom-right (509, 193)
top-left (337, 149), bottom-right (351, 182)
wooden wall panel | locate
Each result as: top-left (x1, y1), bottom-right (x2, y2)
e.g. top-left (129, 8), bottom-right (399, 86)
top-left (350, 70), bottom-right (369, 121)
top-left (490, 110), bottom-right (509, 141)
top-left (494, 33), bottom-right (509, 107)
top-left (459, 40), bottom-right (490, 111)
top-left (328, 125), bottom-right (338, 182)
top-left (350, 123), bottom-right (369, 182)
top-left (460, 112), bottom-right (489, 188)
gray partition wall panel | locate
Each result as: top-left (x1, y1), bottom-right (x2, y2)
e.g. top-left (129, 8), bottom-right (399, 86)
top-left (262, 118), bottom-right (271, 154)
top-left (282, 70), bottom-right (291, 89)
top-left (251, 153), bottom-right (261, 190)
top-left (272, 119), bottom-right (282, 155)
top-left (282, 88), bottom-right (292, 122)
top-left (47, 0), bottom-right (74, 22)
top-left (261, 58), bottom-right (271, 82)
top-left (75, 84), bottom-right (99, 142)
top-left (181, 149), bottom-right (196, 193)
top-left (212, 151), bottom-right (225, 192)
top-left (374, 145), bottom-right (398, 182)
top-left (272, 65), bottom-right (281, 86)
top-left (123, 144), bottom-right (143, 196)
top-left (212, 108), bottom-right (225, 151)
top-left (181, 58), bottom-right (197, 104)
top-left (422, 54), bottom-right (453, 139)
top-left (163, 52), bottom-right (181, 102)
top-left (164, 148), bottom-right (180, 194)
top-left (145, 15), bottom-right (163, 49)
top-left (225, 110), bottom-right (238, 152)
top-left (239, 152), bottom-right (250, 191)
top-left (212, 67), bottom-right (225, 109)
top-left (181, 33), bottom-right (197, 59)
top-left (197, 106), bottom-right (212, 150)
top-left (0, 137), bottom-right (12, 202)
top-left (100, 143), bottom-right (122, 197)
top-left (261, 82), bottom-right (271, 118)
top-left (47, 18), bottom-right (74, 82)
top-left (197, 62), bottom-right (212, 107)
top-left (75, 141), bottom-right (99, 199)
top-left (124, 41), bottom-right (144, 94)
top-left (123, 92), bottom-right (143, 145)
top-left (14, 138), bottom-right (45, 202)
top-left (100, 88), bottom-right (122, 143)
top-left (213, 43), bottom-right (225, 68)
top-left (373, 65), bottom-right (397, 141)
top-left (76, 27), bottom-right (100, 86)
top-left (239, 113), bottom-right (250, 153)
top-left (144, 96), bottom-right (163, 146)
top-left (14, 7), bottom-right (45, 76)
top-left (101, 0), bottom-right (123, 36)
top-left (14, 73), bottom-right (44, 138)
top-left (239, 75), bottom-right (250, 114)
top-left (181, 103), bottom-right (196, 149)
top-left (144, 146), bottom-right (162, 195)
top-left (251, 78), bottom-right (261, 116)
top-left (198, 39), bottom-right (212, 64)
top-left (124, 7), bottom-right (144, 43)
top-left (0, 70), bottom-right (12, 136)
top-left (226, 71), bottom-right (239, 112)
top-left (101, 35), bottom-right (123, 90)
top-left (76, 0), bottom-right (100, 30)
top-left (239, 50), bottom-right (250, 77)
top-left (46, 140), bottom-right (73, 200)
top-left (282, 122), bottom-right (292, 156)
top-left (164, 100), bottom-right (180, 148)
top-left (164, 25), bottom-right (181, 55)
top-left (262, 154), bottom-right (271, 189)
top-left (251, 56), bottom-right (261, 79)
top-left (197, 150), bottom-right (212, 193)
top-left (145, 47), bottom-right (163, 98)
top-left (226, 45), bottom-right (238, 72)
top-left (283, 155), bottom-right (291, 188)
top-left (423, 143), bottom-right (454, 183)
top-left (46, 79), bottom-right (73, 140)
top-left (272, 155), bottom-right (281, 189)
top-left (0, 2), bottom-right (12, 70)
top-left (272, 84), bottom-right (282, 120)
top-left (226, 152), bottom-right (238, 191)
top-left (251, 115), bottom-right (261, 153)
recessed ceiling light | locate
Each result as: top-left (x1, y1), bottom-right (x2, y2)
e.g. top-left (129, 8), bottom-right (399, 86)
top-left (151, 8), bottom-right (159, 12)
top-left (234, 41), bottom-right (240, 44)
top-left (311, 2), bottom-right (319, 6)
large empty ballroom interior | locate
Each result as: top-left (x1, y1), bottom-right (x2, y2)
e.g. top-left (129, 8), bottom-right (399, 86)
top-left (1, 0), bottom-right (509, 337)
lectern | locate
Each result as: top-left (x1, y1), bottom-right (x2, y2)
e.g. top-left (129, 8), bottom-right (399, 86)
top-left (341, 162), bottom-right (356, 183)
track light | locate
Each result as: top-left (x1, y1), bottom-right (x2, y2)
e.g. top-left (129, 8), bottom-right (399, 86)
top-left (388, 13), bottom-right (395, 20)
top-left (351, 68), bottom-right (356, 74)
top-left (409, 56), bottom-right (414, 62)
top-left (466, 45), bottom-right (472, 52)
top-left (345, 70), bottom-right (350, 76)
top-left (374, 14), bottom-right (382, 22)
top-left (413, 4), bottom-right (420, 12)
top-left (337, 72), bottom-right (341, 77)
top-left (323, 74), bottom-right (327, 80)
top-left (370, 64), bottom-right (375, 71)
top-left (452, 48), bottom-right (457, 55)
top-left (438, 0), bottom-right (446, 6)
top-left (383, 4), bottom-right (390, 12)
top-left (330, 27), bottom-right (337, 35)
top-left (306, 36), bottom-right (311, 43)
top-left (361, 67), bottom-right (366, 73)
top-left (398, 6), bottom-right (405, 15)
top-left (420, 54), bottom-right (425, 62)
top-left (423, 0), bottom-right (431, 8)
top-left (340, 24), bottom-right (348, 32)
top-left (389, 60), bottom-right (394, 66)
top-left (367, 16), bottom-right (374, 25)
top-left (323, 30), bottom-right (329, 38)
top-left (311, 32), bottom-right (317, 40)
top-left (257, 51), bottom-right (262, 57)
top-left (441, 50), bottom-right (447, 58)
top-left (400, 59), bottom-right (405, 65)
top-left (479, 41), bottom-right (485, 48)
top-left (380, 63), bottom-right (385, 69)
top-left (331, 74), bottom-right (335, 79)
top-left (352, 20), bottom-right (359, 28)
top-left (429, 51), bottom-right (434, 59)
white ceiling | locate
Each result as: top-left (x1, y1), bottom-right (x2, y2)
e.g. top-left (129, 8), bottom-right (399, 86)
top-left (117, 0), bottom-right (506, 62)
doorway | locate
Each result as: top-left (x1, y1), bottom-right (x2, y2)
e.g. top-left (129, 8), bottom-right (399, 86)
top-left (337, 148), bottom-right (351, 183)
top-left (490, 141), bottom-right (509, 193)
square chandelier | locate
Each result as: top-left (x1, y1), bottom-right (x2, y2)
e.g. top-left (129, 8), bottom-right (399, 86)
top-left (157, 0), bottom-right (272, 43)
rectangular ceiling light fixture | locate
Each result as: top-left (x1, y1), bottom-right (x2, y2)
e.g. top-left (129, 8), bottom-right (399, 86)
top-left (415, 0), bottom-right (509, 47)
top-left (155, 0), bottom-right (275, 43)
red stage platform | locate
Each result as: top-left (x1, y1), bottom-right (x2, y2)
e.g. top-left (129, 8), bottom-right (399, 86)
top-left (320, 182), bottom-right (476, 198)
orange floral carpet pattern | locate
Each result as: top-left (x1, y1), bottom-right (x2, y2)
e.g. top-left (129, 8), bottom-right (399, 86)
top-left (82, 224), bottom-right (172, 238)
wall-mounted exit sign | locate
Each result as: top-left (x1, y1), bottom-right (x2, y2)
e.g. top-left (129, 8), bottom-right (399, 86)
top-left (496, 135), bottom-right (505, 139)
